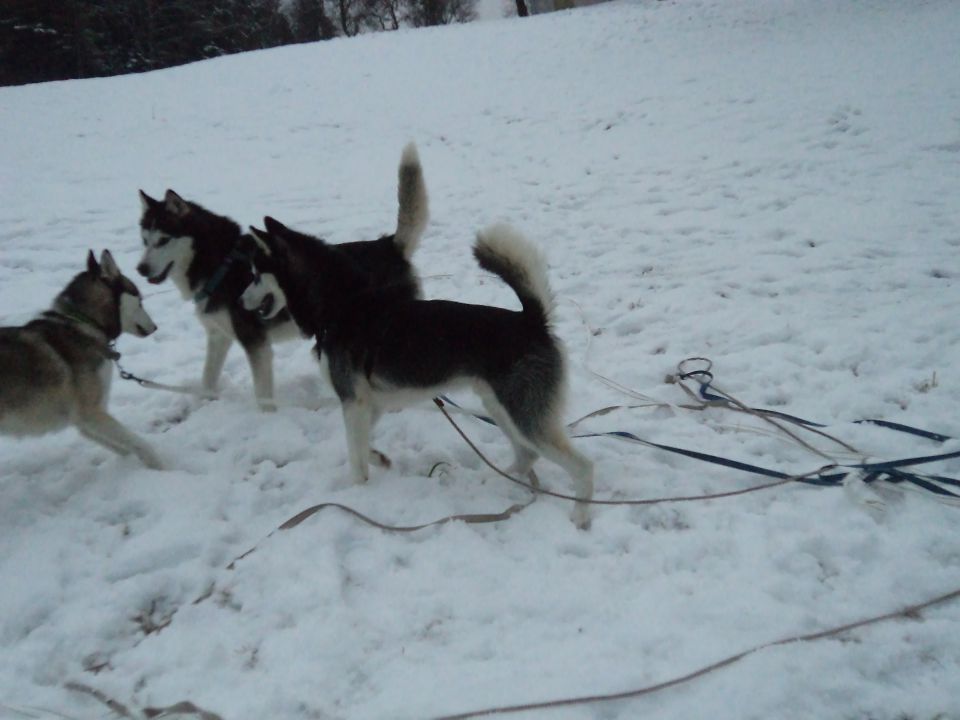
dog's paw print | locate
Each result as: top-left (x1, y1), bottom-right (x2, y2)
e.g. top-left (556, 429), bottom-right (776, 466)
top-left (810, 106), bottom-right (868, 150)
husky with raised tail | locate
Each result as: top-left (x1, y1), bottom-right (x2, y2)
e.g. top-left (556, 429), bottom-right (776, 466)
top-left (136, 142), bottom-right (428, 410)
top-left (241, 219), bottom-right (594, 528)
top-left (0, 250), bottom-right (162, 469)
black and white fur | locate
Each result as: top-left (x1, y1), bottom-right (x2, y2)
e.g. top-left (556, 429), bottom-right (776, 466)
top-left (0, 250), bottom-right (162, 469)
top-left (136, 142), bottom-right (428, 410)
top-left (241, 219), bottom-right (594, 528)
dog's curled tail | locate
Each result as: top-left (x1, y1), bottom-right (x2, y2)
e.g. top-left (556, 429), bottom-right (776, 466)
top-left (394, 142), bottom-right (429, 259)
top-left (474, 224), bottom-right (554, 325)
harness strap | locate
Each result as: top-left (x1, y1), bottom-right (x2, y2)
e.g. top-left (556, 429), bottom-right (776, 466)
top-left (438, 395), bottom-right (960, 502)
top-left (854, 418), bottom-right (952, 443)
top-left (193, 244), bottom-right (254, 305)
top-left (678, 358), bottom-right (953, 443)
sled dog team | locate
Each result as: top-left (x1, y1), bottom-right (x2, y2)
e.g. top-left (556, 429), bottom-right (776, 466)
top-left (0, 144), bottom-right (594, 528)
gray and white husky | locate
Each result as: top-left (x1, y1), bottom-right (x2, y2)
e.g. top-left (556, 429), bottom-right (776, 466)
top-left (0, 250), bottom-right (162, 469)
top-left (241, 219), bottom-right (594, 528)
top-left (137, 142), bottom-right (428, 410)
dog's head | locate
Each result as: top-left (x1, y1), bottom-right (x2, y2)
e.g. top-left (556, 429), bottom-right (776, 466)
top-left (74, 250), bottom-right (157, 338)
top-left (239, 216), bottom-right (291, 321)
top-left (136, 189), bottom-right (196, 286)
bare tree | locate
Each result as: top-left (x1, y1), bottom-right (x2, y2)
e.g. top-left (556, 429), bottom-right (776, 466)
top-left (2, 0), bottom-right (489, 87)
top-left (334, 0), bottom-right (361, 35)
top-left (361, 0), bottom-right (401, 31)
top-left (290, 0), bottom-right (337, 41)
top-left (403, 0), bottom-right (476, 27)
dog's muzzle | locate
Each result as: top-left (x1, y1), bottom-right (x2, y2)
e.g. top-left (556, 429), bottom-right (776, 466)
top-left (241, 281), bottom-right (276, 319)
top-left (255, 293), bottom-right (274, 319)
top-left (139, 261), bottom-right (173, 285)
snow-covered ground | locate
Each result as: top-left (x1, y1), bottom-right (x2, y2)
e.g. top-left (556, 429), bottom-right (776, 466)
top-left (2, 1), bottom-right (960, 718)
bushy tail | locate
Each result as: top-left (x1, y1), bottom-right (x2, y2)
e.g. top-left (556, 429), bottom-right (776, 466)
top-left (473, 223), bottom-right (554, 324)
top-left (394, 142), bottom-right (429, 259)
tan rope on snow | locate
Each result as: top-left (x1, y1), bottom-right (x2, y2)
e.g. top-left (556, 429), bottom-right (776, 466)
top-left (64, 585), bottom-right (960, 720)
top-left (226, 393), bottom-right (827, 572)
top-left (432, 584), bottom-right (960, 719)
top-left (224, 440), bottom-right (542, 569)
top-left (567, 298), bottom-right (861, 459)
top-left (671, 357), bottom-right (861, 457)
top-left (433, 396), bottom-right (817, 505)
top-left (64, 683), bottom-right (226, 720)
top-left (73, 358), bottom-right (960, 720)
top-left (225, 496), bottom-right (536, 570)
top-left (63, 682), bottom-right (135, 718)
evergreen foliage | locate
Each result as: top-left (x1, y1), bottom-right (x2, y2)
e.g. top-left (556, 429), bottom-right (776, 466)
top-left (0, 0), bottom-right (477, 85)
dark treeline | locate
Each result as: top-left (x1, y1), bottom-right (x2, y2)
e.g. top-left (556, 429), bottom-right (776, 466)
top-left (0, 0), bottom-right (477, 86)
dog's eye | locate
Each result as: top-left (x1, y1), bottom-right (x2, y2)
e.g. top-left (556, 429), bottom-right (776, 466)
top-left (154, 236), bottom-right (171, 248)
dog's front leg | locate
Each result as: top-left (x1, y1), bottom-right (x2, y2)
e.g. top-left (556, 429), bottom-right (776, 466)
top-left (367, 406), bottom-right (392, 468)
top-left (244, 342), bottom-right (276, 412)
top-left (202, 330), bottom-right (232, 395)
top-left (77, 409), bottom-right (164, 470)
top-left (342, 400), bottom-right (373, 484)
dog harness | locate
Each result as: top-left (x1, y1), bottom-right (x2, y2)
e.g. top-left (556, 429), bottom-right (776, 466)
top-left (193, 242), bottom-right (256, 305)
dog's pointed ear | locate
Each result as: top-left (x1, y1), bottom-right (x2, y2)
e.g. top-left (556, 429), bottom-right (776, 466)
top-left (248, 227), bottom-right (273, 256)
top-left (99, 249), bottom-right (121, 280)
top-left (86, 250), bottom-right (99, 275)
top-left (263, 216), bottom-right (287, 235)
top-left (139, 189), bottom-right (157, 213)
top-left (164, 189), bottom-right (190, 218)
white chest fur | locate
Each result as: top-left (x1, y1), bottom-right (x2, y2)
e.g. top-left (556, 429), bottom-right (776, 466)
top-left (198, 308), bottom-right (235, 339)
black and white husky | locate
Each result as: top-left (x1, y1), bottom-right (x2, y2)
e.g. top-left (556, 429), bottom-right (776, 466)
top-left (0, 250), bottom-right (162, 469)
top-left (136, 143), bottom-right (428, 410)
top-left (241, 219), bottom-right (594, 528)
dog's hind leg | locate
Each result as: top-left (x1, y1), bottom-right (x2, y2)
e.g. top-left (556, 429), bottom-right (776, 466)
top-left (478, 392), bottom-right (540, 482)
top-left (76, 409), bottom-right (164, 470)
top-left (488, 368), bottom-right (591, 527)
top-left (202, 330), bottom-right (232, 396)
top-left (532, 423), bottom-right (594, 530)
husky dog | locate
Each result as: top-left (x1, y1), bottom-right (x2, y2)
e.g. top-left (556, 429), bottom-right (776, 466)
top-left (0, 250), bottom-right (163, 469)
top-left (136, 142), bottom-right (428, 410)
top-left (241, 219), bottom-right (594, 528)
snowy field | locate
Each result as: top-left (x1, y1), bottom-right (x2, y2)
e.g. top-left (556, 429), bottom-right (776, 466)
top-left (2, 1), bottom-right (960, 718)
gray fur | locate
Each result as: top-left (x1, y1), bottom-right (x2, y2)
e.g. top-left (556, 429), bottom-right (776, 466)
top-left (394, 142), bottom-right (429, 258)
top-left (0, 251), bottom-right (162, 469)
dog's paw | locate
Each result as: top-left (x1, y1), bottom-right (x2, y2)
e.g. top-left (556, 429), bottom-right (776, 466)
top-left (199, 380), bottom-right (220, 397)
top-left (258, 399), bottom-right (278, 413)
top-left (506, 467), bottom-right (540, 489)
top-left (195, 385), bottom-right (219, 401)
top-left (140, 450), bottom-right (165, 471)
top-left (571, 504), bottom-right (592, 531)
